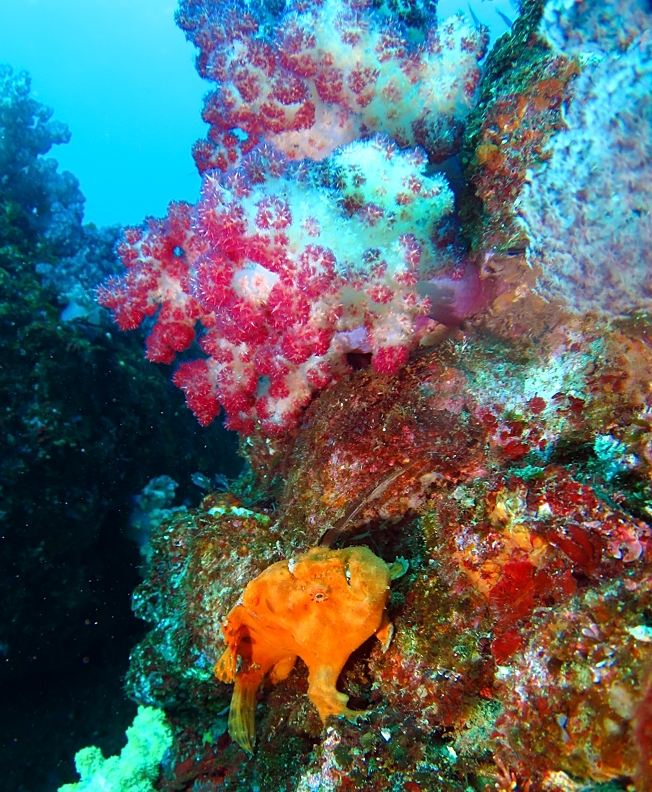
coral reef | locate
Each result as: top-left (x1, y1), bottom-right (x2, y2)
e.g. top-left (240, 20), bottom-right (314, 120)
top-left (517, 31), bottom-right (652, 316)
top-left (176, 0), bottom-right (488, 171)
top-left (0, 64), bottom-right (243, 792)
top-left (493, 570), bottom-right (652, 784)
top-left (35, 221), bottom-right (121, 323)
top-left (0, 64), bottom-right (120, 320)
top-left (125, 496), bottom-right (279, 715)
top-left (462, 0), bottom-right (652, 285)
top-left (460, 0), bottom-right (578, 252)
top-left (0, 189), bottom-right (238, 685)
top-left (0, 64), bottom-right (73, 224)
top-left (539, 0), bottom-right (652, 56)
top-left (124, 313), bottom-right (652, 790)
top-left (98, 136), bottom-right (456, 435)
top-left (128, 475), bottom-right (189, 561)
top-left (68, 0), bottom-right (652, 789)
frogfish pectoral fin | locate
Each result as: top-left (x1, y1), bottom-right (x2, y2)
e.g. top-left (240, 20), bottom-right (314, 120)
top-left (375, 611), bottom-right (394, 653)
top-left (307, 662), bottom-right (369, 723)
top-left (269, 654), bottom-right (297, 684)
top-left (214, 647), bottom-right (236, 683)
top-left (388, 557), bottom-right (409, 580)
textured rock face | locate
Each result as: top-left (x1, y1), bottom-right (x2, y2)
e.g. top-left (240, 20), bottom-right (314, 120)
top-left (125, 309), bottom-right (652, 790)
top-left (518, 32), bottom-right (652, 317)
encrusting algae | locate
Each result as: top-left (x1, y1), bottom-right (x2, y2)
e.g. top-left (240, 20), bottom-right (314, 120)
top-left (214, 546), bottom-right (407, 753)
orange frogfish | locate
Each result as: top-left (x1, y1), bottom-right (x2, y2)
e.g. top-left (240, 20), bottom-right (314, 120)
top-left (214, 546), bottom-right (406, 752)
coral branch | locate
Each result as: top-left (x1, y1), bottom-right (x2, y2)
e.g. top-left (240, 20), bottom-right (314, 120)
top-left (99, 136), bottom-right (454, 434)
top-left (176, 0), bottom-right (488, 171)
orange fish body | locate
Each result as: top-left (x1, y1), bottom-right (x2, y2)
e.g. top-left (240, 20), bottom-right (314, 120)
top-left (215, 546), bottom-right (401, 752)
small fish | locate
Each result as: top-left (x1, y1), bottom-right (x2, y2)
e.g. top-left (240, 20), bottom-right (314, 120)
top-left (496, 9), bottom-right (514, 28)
top-left (318, 466), bottom-right (407, 547)
top-left (191, 472), bottom-right (212, 490)
top-left (214, 473), bottom-right (230, 492)
top-left (467, 3), bottom-right (482, 28)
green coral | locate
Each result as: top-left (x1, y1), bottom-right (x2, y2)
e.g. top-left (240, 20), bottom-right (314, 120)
top-left (58, 706), bottom-right (172, 792)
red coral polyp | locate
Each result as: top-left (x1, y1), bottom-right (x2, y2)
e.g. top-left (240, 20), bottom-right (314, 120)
top-left (176, 0), bottom-right (487, 170)
top-left (99, 137), bottom-right (454, 435)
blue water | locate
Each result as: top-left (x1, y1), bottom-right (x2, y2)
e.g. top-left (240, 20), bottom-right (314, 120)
top-left (0, 0), bottom-right (513, 228)
top-left (0, 0), bottom-right (206, 227)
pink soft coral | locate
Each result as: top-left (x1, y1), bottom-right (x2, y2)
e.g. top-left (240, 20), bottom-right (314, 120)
top-left (176, 0), bottom-right (488, 172)
top-left (98, 136), bottom-right (454, 435)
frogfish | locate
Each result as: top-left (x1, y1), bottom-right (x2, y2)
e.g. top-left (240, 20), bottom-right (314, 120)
top-left (214, 546), bottom-right (406, 752)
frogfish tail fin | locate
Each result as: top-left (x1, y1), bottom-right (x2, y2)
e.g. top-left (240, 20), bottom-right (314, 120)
top-left (229, 675), bottom-right (260, 754)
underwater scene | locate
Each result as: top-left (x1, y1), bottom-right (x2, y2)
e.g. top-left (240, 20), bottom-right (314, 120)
top-left (1, 0), bottom-right (652, 790)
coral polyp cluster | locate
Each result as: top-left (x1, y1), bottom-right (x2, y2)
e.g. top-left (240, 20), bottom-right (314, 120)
top-left (99, 136), bottom-right (454, 434)
top-left (176, 0), bottom-right (488, 171)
